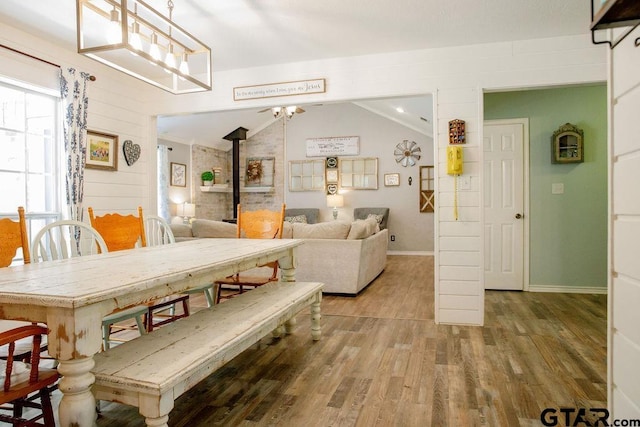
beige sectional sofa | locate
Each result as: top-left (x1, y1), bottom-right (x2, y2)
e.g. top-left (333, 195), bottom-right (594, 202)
top-left (170, 216), bottom-right (388, 295)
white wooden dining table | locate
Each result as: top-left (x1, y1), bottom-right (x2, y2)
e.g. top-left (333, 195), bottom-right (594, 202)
top-left (0, 238), bottom-right (302, 427)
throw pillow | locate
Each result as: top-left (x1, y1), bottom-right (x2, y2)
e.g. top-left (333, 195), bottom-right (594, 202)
top-left (347, 217), bottom-right (378, 239)
top-left (367, 213), bottom-right (384, 226)
top-left (284, 214), bottom-right (307, 224)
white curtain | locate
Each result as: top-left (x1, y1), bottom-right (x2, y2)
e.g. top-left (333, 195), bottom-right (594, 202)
top-left (60, 67), bottom-right (91, 222)
top-left (157, 145), bottom-right (170, 220)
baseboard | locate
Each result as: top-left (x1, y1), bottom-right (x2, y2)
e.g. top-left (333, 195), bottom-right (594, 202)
top-left (528, 284), bottom-right (607, 294)
top-left (386, 251), bottom-right (433, 256)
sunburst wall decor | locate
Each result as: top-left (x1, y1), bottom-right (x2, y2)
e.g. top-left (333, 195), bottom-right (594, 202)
top-left (394, 140), bottom-right (421, 167)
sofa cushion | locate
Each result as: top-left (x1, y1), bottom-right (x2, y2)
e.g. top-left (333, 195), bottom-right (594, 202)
top-left (282, 221), bottom-right (293, 239)
top-left (191, 219), bottom-right (237, 238)
top-left (284, 214), bottom-right (307, 224)
top-left (170, 224), bottom-right (193, 238)
top-left (347, 217), bottom-right (378, 240)
top-left (284, 208), bottom-right (320, 224)
top-left (354, 207), bottom-right (389, 230)
top-left (292, 221), bottom-right (351, 239)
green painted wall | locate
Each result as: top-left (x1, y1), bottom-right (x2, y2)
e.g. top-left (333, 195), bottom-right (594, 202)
top-left (484, 85), bottom-right (607, 289)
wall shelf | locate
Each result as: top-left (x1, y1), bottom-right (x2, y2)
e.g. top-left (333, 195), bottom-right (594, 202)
top-left (591, 0), bottom-right (640, 48)
top-left (200, 186), bottom-right (274, 193)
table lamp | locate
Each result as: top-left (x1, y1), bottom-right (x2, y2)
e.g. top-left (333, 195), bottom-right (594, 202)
top-left (176, 202), bottom-right (196, 224)
top-left (326, 194), bottom-right (344, 220)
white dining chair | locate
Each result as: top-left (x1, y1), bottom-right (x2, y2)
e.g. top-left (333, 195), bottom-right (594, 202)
top-left (31, 220), bottom-right (147, 350)
top-left (144, 215), bottom-right (215, 309)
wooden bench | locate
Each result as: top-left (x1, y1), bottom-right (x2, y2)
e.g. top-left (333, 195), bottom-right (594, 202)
top-left (91, 281), bottom-right (323, 427)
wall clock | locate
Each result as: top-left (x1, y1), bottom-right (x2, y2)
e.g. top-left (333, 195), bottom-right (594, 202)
top-left (394, 140), bottom-right (421, 167)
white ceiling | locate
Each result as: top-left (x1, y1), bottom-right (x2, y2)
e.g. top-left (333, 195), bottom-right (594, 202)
top-left (0, 0), bottom-right (592, 148)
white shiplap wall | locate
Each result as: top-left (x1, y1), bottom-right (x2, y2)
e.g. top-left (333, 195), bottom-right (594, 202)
top-left (435, 87), bottom-right (484, 325)
top-left (610, 28), bottom-right (640, 419)
top-left (1, 22), bottom-right (159, 219)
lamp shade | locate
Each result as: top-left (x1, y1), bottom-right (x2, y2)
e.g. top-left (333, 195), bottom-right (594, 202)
top-left (326, 194), bottom-right (344, 208)
top-left (176, 202), bottom-right (195, 217)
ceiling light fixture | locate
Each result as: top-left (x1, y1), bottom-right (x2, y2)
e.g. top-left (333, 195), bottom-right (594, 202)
top-left (76, 0), bottom-right (211, 94)
top-left (272, 106), bottom-right (305, 119)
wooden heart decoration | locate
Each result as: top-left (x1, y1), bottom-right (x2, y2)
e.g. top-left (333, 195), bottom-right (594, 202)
top-left (123, 140), bottom-right (141, 166)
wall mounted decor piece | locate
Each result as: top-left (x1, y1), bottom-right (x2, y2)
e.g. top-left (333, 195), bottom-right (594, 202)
top-left (289, 159), bottom-right (324, 191)
top-left (306, 136), bottom-right (359, 157)
top-left (123, 139), bottom-right (141, 166)
top-left (86, 130), bottom-right (118, 171)
top-left (552, 123), bottom-right (584, 163)
top-left (170, 162), bottom-right (186, 187)
top-left (384, 173), bottom-right (400, 186)
top-left (420, 165), bottom-right (435, 212)
top-left (448, 119), bottom-right (466, 144)
top-left (246, 157), bottom-right (275, 187)
top-left (394, 140), bottom-right (421, 166)
top-left (339, 157), bottom-right (378, 189)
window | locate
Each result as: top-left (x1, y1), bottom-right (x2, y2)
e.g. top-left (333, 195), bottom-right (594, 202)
top-left (0, 80), bottom-right (62, 243)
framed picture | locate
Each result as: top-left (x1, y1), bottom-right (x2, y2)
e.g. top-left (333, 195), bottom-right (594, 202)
top-left (170, 162), bottom-right (187, 187)
top-left (384, 173), bottom-right (400, 186)
top-left (246, 157), bottom-right (275, 187)
top-left (86, 130), bottom-right (118, 171)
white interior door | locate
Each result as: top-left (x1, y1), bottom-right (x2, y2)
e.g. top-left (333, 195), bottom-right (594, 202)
top-left (483, 121), bottom-right (526, 290)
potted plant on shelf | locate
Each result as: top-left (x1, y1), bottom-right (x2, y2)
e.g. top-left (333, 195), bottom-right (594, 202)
top-left (201, 170), bottom-right (214, 186)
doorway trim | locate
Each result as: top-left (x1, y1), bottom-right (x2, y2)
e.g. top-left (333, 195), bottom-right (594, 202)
top-left (483, 118), bottom-right (530, 292)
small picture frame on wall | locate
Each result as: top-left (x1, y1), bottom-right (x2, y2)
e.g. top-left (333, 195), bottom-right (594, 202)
top-left (384, 173), bottom-right (400, 186)
top-left (170, 162), bottom-right (187, 187)
top-left (86, 130), bottom-right (118, 171)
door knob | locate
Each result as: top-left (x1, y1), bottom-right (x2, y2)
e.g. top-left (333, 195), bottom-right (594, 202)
top-left (515, 213), bottom-right (523, 219)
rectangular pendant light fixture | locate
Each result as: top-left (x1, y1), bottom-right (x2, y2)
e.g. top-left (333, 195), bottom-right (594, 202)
top-left (76, 0), bottom-right (212, 94)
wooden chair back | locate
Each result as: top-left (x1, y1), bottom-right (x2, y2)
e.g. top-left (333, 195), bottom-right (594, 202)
top-left (0, 324), bottom-right (59, 425)
top-left (31, 220), bottom-right (108, 263)
top-left (144, 215), bottom-right (176, 246)
top-left (0, 207), bottom-right (30, 267)
top-left (88, 206), bottom-right (147, 252)
top-left (214, 204), bottom-right (286, 302)
top-left (237, 204), bottom-right (285, 240)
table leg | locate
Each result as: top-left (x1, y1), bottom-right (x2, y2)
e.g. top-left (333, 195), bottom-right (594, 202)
top-left (311, 292), bottom-right (322, 341)
top-left (57, 357), bottom-right (97, 427)
top-left (279, 248), bottom-right (296, 282)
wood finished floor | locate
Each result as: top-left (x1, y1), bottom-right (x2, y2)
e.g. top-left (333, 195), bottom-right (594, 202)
top-left (52, 255), bottom-right (606, 426)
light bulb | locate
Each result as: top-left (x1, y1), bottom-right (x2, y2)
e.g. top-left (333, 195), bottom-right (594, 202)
top-left (286, 106), bottom-right (297, 118)
top-left (106, 8), bottom-right (121, 44)
top-left (149, 33), bottom-right (161, 63)
top-left (272, 107), bottom-right (281, 118)
top-left (129, 21), bottom-right (142, 54)
top-left (164, 45), bottom-right (176, 73)
top-left (179, 53), bottom-right (190, 75)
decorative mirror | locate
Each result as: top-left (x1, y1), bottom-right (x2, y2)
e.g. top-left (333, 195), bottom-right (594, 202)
top-left (394, 140), bottom-right (421, 167)
top-left (552, 123), bottom-right (584, 164)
